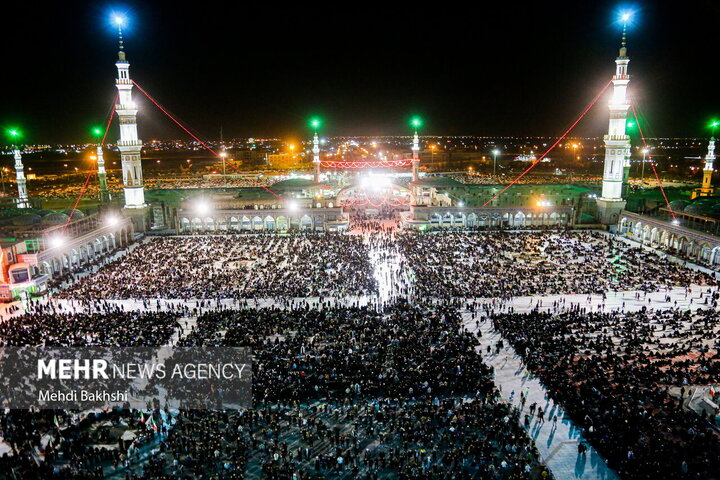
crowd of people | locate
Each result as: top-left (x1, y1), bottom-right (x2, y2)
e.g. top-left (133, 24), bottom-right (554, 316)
top-left (4, 221), bottom-right (720, 479)
top-left (59, 234), bottom-right (377, 300)
top-left (491, 304), bottom-right (720, 480)
top-left (399, 231), bottom-right (717, 298)
top-left (159, 302), bottom-right (551, 478)
top-left (0, 302), bottom-right (552, 479)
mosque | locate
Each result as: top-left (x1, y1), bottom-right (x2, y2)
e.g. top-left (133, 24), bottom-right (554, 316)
top-left (1, 13), bottom-right (719, 301)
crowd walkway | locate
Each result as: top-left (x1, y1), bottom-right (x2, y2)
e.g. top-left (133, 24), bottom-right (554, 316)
top-left (465, 314), bottom-right (620, 480)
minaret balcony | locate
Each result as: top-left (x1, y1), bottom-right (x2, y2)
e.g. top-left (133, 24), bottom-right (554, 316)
top-left (116, 78), bottom-right (133, 85)
top-left (612, 74), bottom-right (630, 80)
top-left (604, 135), bottom-right (630, 142)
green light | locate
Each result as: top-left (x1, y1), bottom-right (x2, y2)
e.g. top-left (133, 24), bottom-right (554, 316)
top-left (626, 121), bottom-right (635, 128)
top-left (709, 120), bottom-right (719, 128)
top-left (92, 126), bottom-right (103, 137)
top-left (410, 116), bottom-right (423, 129)
top-left (7, 129), bottom-right (20, 138)
top-left (309, 117), bottom-right (322, 130)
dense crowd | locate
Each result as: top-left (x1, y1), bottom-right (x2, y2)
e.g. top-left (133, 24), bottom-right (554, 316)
top-left (0, 302), bottom-right (551, 479)
top-left (159, 302), bottom-right (550, 479)
top-left (399, 231), bottom-right (717, 298)
top-left (59, 234), bottom-right (377, 300)
top-left (491, 304), bottom-right (720, 480)
top-left (6, 223), bottom-right (720, 479)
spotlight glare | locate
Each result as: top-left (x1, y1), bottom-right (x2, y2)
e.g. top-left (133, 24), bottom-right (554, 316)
top-left (195, 200), bottom-right (210, 216)
top-left (49, 236), bottom-right (66, 249)
top-left (287, 200), bottom-right (299, 212)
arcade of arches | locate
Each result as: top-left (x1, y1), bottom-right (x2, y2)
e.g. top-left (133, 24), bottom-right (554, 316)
top-left (618, 211), bottom-right (720, 267)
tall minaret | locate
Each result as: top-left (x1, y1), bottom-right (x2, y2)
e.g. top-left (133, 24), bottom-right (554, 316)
top-left (13, 149), bottom-right (29, 209)
top-left (702, 137), bottom-right (715, 190)
top-left (310, 118), bottom-right (321, 183)
top-left (411, 118), bottom-right (421, 182)
top-left (114, 17), bottom-right (145, 209)
top-left (312, 132), bottom-right (321, 183)
top-left (96, 146), bottom-right (111, 202)
top-left (693, 137), bottom-right (716, 198)
top-left (597, 15), bottom-right (631, 225)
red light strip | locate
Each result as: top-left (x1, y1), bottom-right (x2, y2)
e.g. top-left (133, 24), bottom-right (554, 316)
top-left (101, 94), bottom-right (118, 146)
top-left (321, 159), bottom-right (413, 169)
top-left (482, 80), bottom-right (612, 207)
top-left (63, 172), bottom-right (93, 229)
top-left (132, 81), bottom-right (284, 199)
top-left (63, 94), bottom-right (119, 230)
top-left (629, 102), bottom-right (675, 220)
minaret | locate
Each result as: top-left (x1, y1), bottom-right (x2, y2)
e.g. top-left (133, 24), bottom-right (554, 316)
top-left (597, 16), bottom-right (631, 224)
top-left (96, 146), bottom-right (111, 202)
top-left (702, 138), bottom-right (715, 190)
top-left (114, 18), bottom-right (145, 209)
top-left (312, 132), bottom-right (321, 183)
top-left (13, 149), bottom-right (29, 209)
top-left (411, 130), bottom-right (420, 182)
top-left (693, 137), bottom-right (716, 198)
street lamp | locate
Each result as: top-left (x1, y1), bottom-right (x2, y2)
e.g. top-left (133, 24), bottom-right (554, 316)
top-left (492, 149), bottom-right (500, 176)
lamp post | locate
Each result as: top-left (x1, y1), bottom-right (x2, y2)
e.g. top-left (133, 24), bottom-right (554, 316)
top-left (492, 149), bottom-right (500, 176)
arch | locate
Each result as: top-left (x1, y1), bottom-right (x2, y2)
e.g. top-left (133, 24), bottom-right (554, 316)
top-left (252, 216), bottom-right (264, 230)
top-left (467, 213), bottom-right (477, 227)
top-left (710, 245), bottom-right (720, 266)
top-left (241, 216), bottom-right (252, 231)
top-left (276, 216), bottom-right (288, 231)
top-left (300, 215), bottom-right (313, 230)
top-left (264, 215), bottom-right (276, 230)
top-left (514, 211), bottom-right (526, 227)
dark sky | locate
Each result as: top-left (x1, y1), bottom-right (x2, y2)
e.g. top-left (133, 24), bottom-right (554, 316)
top-left (2, 1), bottom-right (719, 143)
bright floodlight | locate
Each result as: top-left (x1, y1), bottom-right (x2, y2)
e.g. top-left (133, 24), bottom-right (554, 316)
top-left (287, 200), bottom-right (299, 211)
top-left (49, 236), bottom-right (65, 249)
top-left (492, 149), bottom-right (500, 155)
top-left (410, 117), bottom-right (423, 129)
top-left (114, 15), bottom-right (125, 26)
top-left (195, 200), bottom-right (210, 215)
top-left (619, 10), bottom-right (633, 24)
top-left (106, 215), bottom-right (119, 226)
top-left (310, 117), bottom-right (322, 130)
top-left (7, 128), bottom-right (20, 138)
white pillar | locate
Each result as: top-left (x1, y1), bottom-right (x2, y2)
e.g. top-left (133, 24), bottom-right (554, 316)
top-left (411, 131), bottom-right (420, 182)
top-left (597, 26), bottom-right (631, 224)
top-left (312, 133), bottom-right (320, 183)
top-left (13, 149), bottom-right (30, 208)
top-left (97, 146), bottom-right (111, 202)
top-left (115, 28), bottom-right (145, 209)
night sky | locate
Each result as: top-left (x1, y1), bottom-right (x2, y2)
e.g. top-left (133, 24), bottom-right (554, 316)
top-left (2, 1), bottom-right (719, 143)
